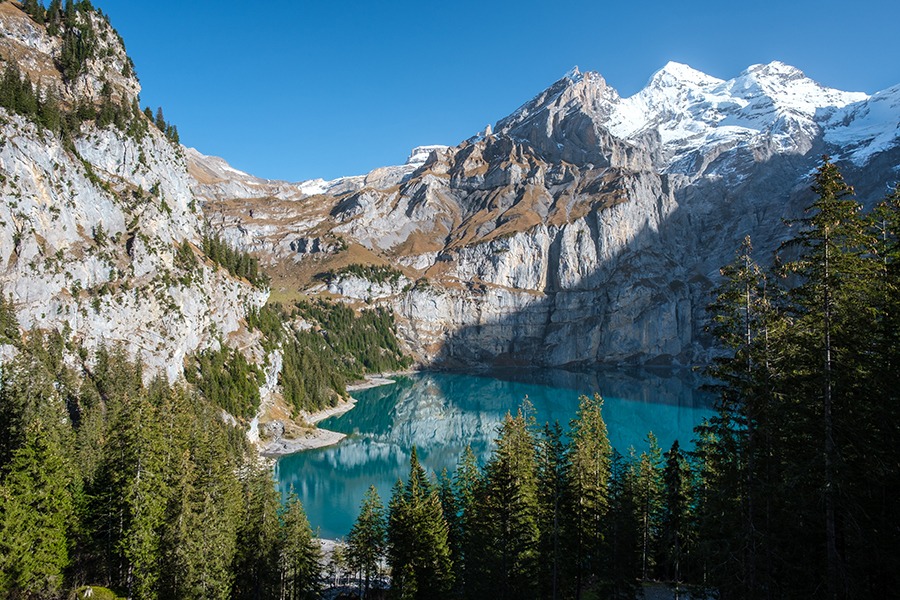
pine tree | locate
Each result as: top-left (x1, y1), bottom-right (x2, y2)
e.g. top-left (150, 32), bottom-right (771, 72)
top-left (536, 422), bottom-right (567, 600)
top-left (387, 447), bottom-right (453, 599)
top-left (231, 465), bottom-right (282, 600)
top-left (159, 411), bottom-right (242, 600)
top-left (634, 432), bottom-right (664, 582)
top-left (779, 157), bottom-right (872, 598)
top-left (279, 490), bottom-right (322, 600)
top-left (0, 419), bottom-right (74, 598)
top-left (563, 394), bottom-right (611, 598)
top-left (604, 450), bottom-right (640, 599)
top-left (89, 391), bottom-right (167, 597)
top-left (659, 441), bottom-right (693, 593)
top-left (347, 485), bottom-right (386, 598)
top-left (470, 409), bottom-right (540, 600)
top-left (453, 445), bottom-right (481, 595)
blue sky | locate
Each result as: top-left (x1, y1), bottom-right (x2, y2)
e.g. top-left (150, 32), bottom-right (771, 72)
top-left (94, 0), bottom-right (899, 182)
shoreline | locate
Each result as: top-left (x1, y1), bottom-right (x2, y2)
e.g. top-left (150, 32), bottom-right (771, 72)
top-left (260, 372), bottom-right (406, 457)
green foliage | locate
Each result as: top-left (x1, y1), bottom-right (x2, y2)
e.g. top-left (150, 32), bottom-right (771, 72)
top-left (0, 62), bottom-right (56, 129)
top-left (387, 447), bottom-right (454, 599)
top-left (0, 332), bottom-right (323, 599)
top-left (247, 299), bottom-right (410, 415)
top-left (293, 298), bottom-right (411, 374)
top-left (695, 158), bottom-right (900, 598)
top-left (0, 294), bottom-right (20, 345)
top-left (201, 232), bottom-right (269, 288)
top-left (320, 263), bottom-right (405, 286)
top-left (231, 466), bottom-right (281, 600)
top-left (0, 419), bottom-right (74, 598)
top-left (148, 106), bottom-right (179, 144)
top-left (185, 344), bottom-right (263, 419)
top-left (469, 408), bottom-right (540, 599)
top-left (564, 393), bottom-right (611, 597)
top-left (279, 491), bottom-right (323, 600)
top-left (347, 485), bottom-right (386, 597)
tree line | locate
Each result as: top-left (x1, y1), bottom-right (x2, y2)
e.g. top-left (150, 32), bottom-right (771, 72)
top-left (202, 232), bottom-right (269, 289)
top-left (247, 299), bottom-right (411, 415)
top-left (339, 397), bottom-right (690, 600)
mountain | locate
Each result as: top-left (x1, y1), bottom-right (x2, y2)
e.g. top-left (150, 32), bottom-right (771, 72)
top-left (197, 61), bottom-right (900, 369)
top-left (0, 1), bottom-right (267, 380)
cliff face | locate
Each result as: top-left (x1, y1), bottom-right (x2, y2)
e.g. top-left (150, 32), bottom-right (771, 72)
top-left (0, 3), bottom-right (265, 380)
top-left (195, 63), bottom-right (900, 369)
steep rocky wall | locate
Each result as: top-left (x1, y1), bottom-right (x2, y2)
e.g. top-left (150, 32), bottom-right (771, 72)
top-left (0, 4), bottom-right (266, 380)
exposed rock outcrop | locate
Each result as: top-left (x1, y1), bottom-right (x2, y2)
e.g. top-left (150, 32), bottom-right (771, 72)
top-left (0, 3), bottom-right (265, 380)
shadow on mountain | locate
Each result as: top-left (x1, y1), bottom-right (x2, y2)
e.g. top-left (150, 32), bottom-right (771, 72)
top-left (428, 145), bottom-right (900, 376)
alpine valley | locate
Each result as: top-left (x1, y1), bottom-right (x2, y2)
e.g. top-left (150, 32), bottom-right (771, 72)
top-left (2, 1), bottom-right (900, 599)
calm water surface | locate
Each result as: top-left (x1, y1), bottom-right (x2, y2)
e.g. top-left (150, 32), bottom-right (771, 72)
top-left (275, 368), bottom-right (714, 540)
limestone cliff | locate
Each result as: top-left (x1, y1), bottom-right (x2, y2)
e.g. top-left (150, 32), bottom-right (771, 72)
top-left (0, 2), bottom-right (265, 380)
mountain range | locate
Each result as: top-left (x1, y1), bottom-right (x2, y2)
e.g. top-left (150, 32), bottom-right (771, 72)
top-left (1, 0), bottom-right (899, 378)
top-left (194, 60), bottom-right (900, 368)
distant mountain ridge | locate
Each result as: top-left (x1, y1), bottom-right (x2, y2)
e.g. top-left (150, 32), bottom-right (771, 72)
top-left (196, 61), bottom-right (900, 369)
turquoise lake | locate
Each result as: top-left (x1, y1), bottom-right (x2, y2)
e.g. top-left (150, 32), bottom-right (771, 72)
top-left (275, 368), bottom-right (715, 540)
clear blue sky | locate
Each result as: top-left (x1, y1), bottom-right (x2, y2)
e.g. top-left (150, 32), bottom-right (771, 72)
top-left (93, 0), bottom-right (899, 182)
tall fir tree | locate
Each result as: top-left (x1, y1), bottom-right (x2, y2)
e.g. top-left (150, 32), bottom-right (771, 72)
top-left (564, 394), bottom-right (611, 599)
top-left (469, 409), bottom-right (540, 600)
top-left (347, 485), bottom-right (386, 599)
top-left (387, 447), bottom-right (453, 599)
top-left (279, 490), bottom-right (322, 600)
top-left (0, 419), bottom-right (74, 598)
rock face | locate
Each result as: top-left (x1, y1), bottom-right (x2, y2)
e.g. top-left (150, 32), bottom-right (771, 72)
top-left (0, 3), bottom-right (264, 380)
top-left (198, 64), bottom-right (898, 369)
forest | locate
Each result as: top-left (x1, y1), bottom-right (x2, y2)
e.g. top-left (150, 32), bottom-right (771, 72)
top-left (0, 153), bottom-right (897, 600)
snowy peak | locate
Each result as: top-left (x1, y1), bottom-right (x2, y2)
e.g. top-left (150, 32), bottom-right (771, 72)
top-left (725, 61), bottom-right (866, 116)
top-left (406, 145), bottom-right (449, 167)
top-left (564, 65), bottom-right (583, 82)
top-left (648, 61), bottom-right (724, 90)
top-left (493, 61), bottom-right (893, 175)
top-left (823, 83), bottom-right (900, 165)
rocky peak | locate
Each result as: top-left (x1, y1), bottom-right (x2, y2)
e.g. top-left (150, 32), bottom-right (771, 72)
top-left (0, 1), bottom-right (140, 108)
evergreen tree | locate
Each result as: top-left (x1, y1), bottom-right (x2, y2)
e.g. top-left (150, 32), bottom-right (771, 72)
top-left (231, 466), bottom-right (282, 600)
top-left (779, 157), bottom-right (872, 598)
top-left (604, 450), bottom-right (641, 599)
top-left (387, 447), bottom-right (453, 599)
top-left (634, 432), bottom-right (664, 581)
top-left (658, 441), bottom-right (694, 592)
top-left (279, 491), bottom-right (322, 600)
top-left (0, 419), bottom-right (74, 598)
top-left (536, 422), bottom-right (567, 600)
top-left (159, 410), bottom-right (242, 600)
top-left (564, 394), bottom-right (611, 598)
top-left (347, 485), bottom-right (386, 598)
top-left (452, 445), bottom-right (481, 596)
top-left (469, 409), bottom-right (540, 600)
top-left (88, 391), bottom-right (167, 598)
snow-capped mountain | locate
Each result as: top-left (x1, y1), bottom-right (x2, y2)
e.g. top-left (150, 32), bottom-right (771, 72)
top-left (199, 62), bottom-right (900, 369)
top-left (497, 61), bottom-right (886, 177)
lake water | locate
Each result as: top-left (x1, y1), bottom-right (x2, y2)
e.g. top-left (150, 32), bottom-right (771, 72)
top-left (275, 367), bottom-right (715, 540)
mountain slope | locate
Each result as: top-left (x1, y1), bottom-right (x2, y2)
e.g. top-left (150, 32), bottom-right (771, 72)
top-left (197, 64), bottom-right (900, 368)
top-left (0, 2), bottom-right (265, 380)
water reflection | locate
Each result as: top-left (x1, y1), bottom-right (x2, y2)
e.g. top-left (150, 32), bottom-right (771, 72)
top-left (275, 368), bottom-right (714, 540)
